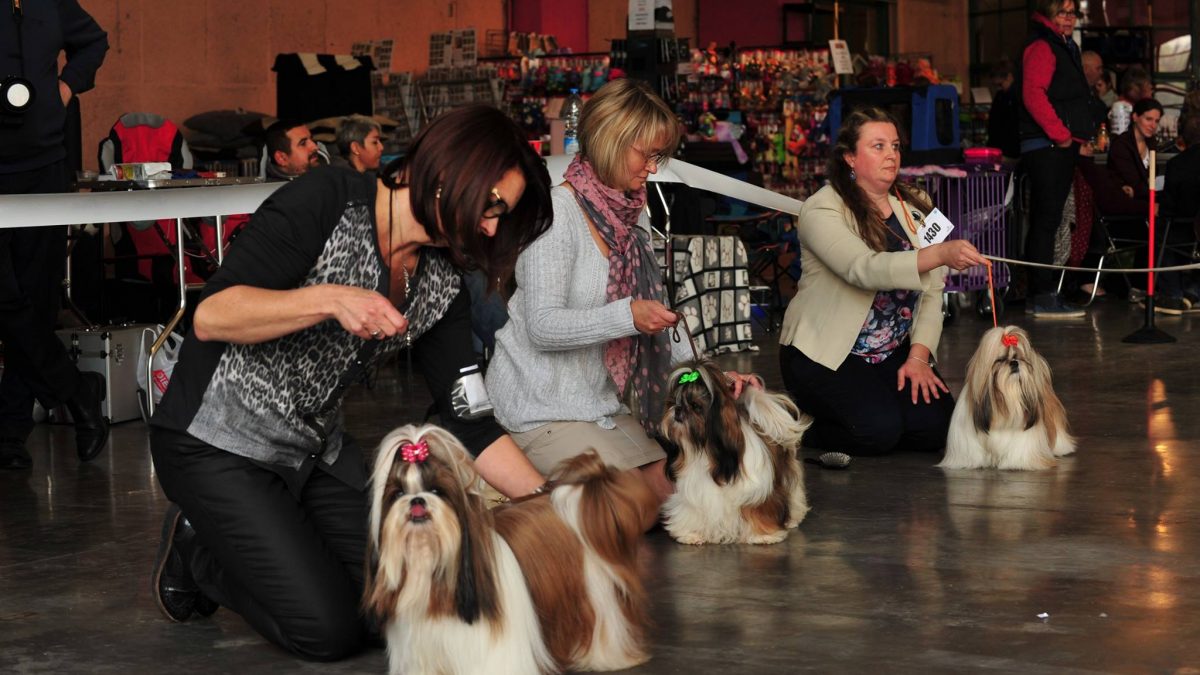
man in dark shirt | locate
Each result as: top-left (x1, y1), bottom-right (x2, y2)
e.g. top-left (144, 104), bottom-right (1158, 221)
top-left (263, 120), bottom-right (323, 181)
top-left (0, 0), bottom-right (110, 470)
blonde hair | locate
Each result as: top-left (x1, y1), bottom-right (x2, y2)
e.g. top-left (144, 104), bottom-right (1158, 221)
top-left (578, 78), bottom-right (680, 188)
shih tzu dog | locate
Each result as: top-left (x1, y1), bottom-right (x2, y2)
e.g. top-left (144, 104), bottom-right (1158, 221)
top-left (939, 326), bottom-right (1075, 471)
top-left (658, 360), bottom-right (811, 545)
top-left (365, 424), bottom-right (657, 675)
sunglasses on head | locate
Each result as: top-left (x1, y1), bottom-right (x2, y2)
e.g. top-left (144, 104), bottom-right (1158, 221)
top-left (482, 187), bottom-right (509, 219)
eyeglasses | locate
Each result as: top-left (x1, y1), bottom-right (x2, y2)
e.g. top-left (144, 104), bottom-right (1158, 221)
top-left (634, 147), bottom-right (670, 166)
top-left (1056, 9), bottom-right (1082, 19)
top-left (482, 187), bottom-right (509, 219)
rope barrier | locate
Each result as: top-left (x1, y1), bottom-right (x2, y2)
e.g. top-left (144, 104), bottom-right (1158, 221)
top-left (980, 254), bottom-right (1200, 274)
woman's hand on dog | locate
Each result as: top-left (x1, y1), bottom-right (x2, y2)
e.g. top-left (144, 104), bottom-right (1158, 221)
top-left (632, 299), bottom-right (679, 334)
top-left (327, 285), bottom-right (408, 340)
top-left (725, 371), bottom-right (763, 399)
top-left (897, 357), bottom-right (949, 404)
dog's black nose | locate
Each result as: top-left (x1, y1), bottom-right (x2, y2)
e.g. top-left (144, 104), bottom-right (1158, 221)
top-left (411, 497), bottom-right (426, 507)
top-left (1009, 360), bottom-right (1020, 374)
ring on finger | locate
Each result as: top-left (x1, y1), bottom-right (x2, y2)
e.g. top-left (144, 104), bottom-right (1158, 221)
top-left (370, 328), bottom-right (382, 338)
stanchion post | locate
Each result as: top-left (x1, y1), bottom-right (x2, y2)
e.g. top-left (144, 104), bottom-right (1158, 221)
top-left (1123, 149), bottom-right (1175, 344)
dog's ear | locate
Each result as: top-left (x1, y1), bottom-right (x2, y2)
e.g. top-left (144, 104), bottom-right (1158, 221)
top-left (1021, 387), bottom-right (1041, 430)
top-left (706, 387), bottom-right (745, 485)
top-left (452, 499), bottom-right (499, 625)
top-left (973, 383), bottom-right (993, 433)
top-left (652, 431), bottom-right (681, 481)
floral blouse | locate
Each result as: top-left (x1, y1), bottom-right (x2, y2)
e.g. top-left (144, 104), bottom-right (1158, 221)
top-left (850, 214), bottom-right (920, 364)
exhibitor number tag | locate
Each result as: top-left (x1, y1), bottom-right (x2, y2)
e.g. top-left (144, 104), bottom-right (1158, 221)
top-left (918, 207), bottom-right (955, 247)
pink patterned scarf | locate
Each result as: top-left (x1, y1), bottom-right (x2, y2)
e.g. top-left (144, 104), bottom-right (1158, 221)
top-left (564, 155), bottom-right (673, 432)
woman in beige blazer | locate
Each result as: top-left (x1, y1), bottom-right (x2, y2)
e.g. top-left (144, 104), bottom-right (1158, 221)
top-left (779, 108), bottom-right (987, 456)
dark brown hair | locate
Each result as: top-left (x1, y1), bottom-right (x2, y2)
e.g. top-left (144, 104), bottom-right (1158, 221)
top-left (264, 119), bottom-right (306, 165)
top-left (826, 107), bottom-right (931, 252)
top-left (381, 105), bottom-right (552, 293)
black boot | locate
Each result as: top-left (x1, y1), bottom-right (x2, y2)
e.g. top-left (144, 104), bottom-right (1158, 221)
top-left (65, 372), bottom-right (109, 462)
top-left (0, 437), bottom-right (32, 471)
top-left (152, 503), bottom-right (220, 622)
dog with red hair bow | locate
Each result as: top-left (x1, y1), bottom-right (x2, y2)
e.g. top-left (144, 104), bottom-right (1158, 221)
top-left (365, 424), bottom-right (657, 674)
top-left (939, 326), bottom-right (1075, 471)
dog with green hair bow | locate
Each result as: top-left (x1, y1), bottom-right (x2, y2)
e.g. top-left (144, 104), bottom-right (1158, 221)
top-left (658, 359), bottom-right (812, 545)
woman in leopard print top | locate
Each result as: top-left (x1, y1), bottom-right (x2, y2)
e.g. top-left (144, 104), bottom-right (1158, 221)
top-left (148, 106), bottom-right (552, 660)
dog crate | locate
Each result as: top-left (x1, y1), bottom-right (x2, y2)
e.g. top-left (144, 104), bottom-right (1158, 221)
top-left (915, 167), bottom-right (1013, 316)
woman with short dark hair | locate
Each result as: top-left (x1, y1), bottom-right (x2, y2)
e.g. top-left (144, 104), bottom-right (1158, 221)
top-left (148, 105), bottom-right (553, 660)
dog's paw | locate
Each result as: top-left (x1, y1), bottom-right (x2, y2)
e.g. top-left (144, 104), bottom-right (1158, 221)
top-left (672, 532), bottom-right (708, 546)
top-left (747, 530), bottom-right (788, 545)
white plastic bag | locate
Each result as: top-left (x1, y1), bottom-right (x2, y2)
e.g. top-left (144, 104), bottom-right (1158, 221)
top-left (138, 325), bottom-right (184, 406)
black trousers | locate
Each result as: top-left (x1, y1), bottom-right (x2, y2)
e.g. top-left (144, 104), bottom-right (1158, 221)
top-left (1021, 145), bottom-right (1078, 297)
top-left (149, 427), bottom-right (372, 661)
top-left (0, 160), bottom-right (84, 441)
top-left (779, 343), bottom-right (955, 455)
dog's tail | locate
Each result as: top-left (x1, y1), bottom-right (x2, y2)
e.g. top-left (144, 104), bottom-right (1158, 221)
top-left (551, 452), bottom-right (658, 561)
top-left (542, 453), bottom-right (653, 669)
top-left (741, 385), bottom-right (812, 451)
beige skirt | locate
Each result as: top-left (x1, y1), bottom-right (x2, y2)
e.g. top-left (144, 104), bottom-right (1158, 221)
top-left (509, 415), bottom-right (667, 476)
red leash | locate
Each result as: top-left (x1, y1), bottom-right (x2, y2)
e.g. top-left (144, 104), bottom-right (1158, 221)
top-left (985, 260), bottom-right (998, 328)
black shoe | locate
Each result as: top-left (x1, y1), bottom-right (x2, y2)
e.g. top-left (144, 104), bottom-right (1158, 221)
top-left (65, 372), bottom-right (109, 462)
top-left (1153, 296), bottom-right (1189, 315)
top-left (152, 503), bottom-right (218, 622)
top-left (0, 437), bottom-right (32, 471)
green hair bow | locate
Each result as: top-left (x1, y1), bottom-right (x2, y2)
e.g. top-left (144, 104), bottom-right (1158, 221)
top-left (678, 371), bottom-right (700, 384)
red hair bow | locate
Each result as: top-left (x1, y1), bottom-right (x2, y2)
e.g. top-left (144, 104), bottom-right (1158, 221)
top-left (400, 440), bottom-right (430, 463)
top-left (1001, 333), bottom-right (1019, 347)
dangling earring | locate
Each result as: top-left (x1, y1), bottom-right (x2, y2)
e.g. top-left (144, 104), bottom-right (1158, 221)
top-left (849, 168), bottom-right (857, 182)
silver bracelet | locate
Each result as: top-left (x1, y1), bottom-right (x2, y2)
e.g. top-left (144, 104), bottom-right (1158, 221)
top-left (907, 355), bottom-right (931, 366)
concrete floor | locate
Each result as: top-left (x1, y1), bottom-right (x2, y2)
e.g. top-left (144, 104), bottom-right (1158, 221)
top-left (2, 298), bottom-right (1199, 673)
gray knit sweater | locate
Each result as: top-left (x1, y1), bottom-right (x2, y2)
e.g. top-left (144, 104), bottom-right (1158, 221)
top-left (486, 185), bottom-right (691, 433)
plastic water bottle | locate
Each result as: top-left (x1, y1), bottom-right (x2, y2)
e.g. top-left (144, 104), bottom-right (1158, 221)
top-left (562, 88), bottom-right (583, 155)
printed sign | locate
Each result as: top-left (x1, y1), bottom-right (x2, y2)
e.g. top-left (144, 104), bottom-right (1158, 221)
top-left (629, 0), bottom-right (654, 30)
top-left (919, 207), bottom-right (955, 247)
top-left (829, 40), bottom-right (853, 75)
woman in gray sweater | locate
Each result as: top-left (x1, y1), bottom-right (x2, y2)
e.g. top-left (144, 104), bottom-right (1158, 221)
top-left (486, 79), bottom-right (756, 502)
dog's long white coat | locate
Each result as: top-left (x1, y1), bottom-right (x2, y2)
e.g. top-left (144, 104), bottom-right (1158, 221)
top-left (939, 327), bottom-right (1076, 471)
top-left (663, 387), bottom-right (809, 545)
top-left (552, 486), bottom-right (648, 670)
top-left (385, 531), bottom-right (553, 675)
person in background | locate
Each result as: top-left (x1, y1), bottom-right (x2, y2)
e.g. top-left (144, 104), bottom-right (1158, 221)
top-left (1081, 51), bottom-right (1110, 132)
top-left (334, 115), bottom-right (384, 173)
top-left (0, 0), bottom-right (110, 470)
top-left (1109, 66), bottom-right (1154, 136)
top-left (1016, 0), bottom-right (1092, 318)
top-left (264, 120), bottom-right (323, 181)
top-left (986, 65), bottom-right (1021, 160)
top-left (778, 107), bottom-right (987, 457)
top-left (1147, 103), bottom-right (1198, 314)
top-left (1107, 98), bottom-right (1161, 207)
top-left (148, 105), bottom-right (554, 660)
top-left (1096, 69), bottom-right (1118, 108)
